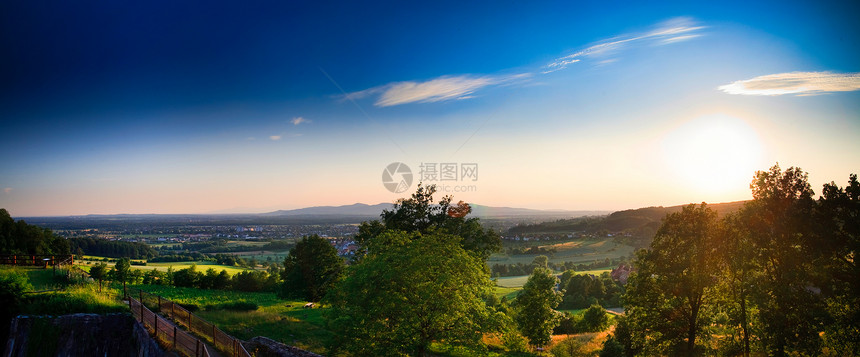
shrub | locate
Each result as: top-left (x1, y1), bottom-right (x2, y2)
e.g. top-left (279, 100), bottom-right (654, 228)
top-left (1, 270), bottom-right (33, 339)
top-left (501, 328), bottom-right (529, 353)
top-left (581, 304), bottom-right (610, 332)
top-left (551, 336), bottom-right (590, 357)
top-left (599, 335), bottom-right (625, 357)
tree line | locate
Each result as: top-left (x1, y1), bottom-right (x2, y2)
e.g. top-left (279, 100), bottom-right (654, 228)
top-left (619, 165), bottom-right (859, 356)
top-left (89, 259), bottom-right (283, 294)
top-left (0, 209), bottom-right (69, 256)
top-left (69, 237), bottom-right (157, 259)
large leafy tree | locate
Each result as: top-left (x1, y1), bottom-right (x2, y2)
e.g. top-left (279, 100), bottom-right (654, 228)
top-left (280, 234), bottom-right (344, 302)
top-left (514, 267), bottom-right (562, 348)
top-left (718, 207), bottom-right (761, 357)
top-left (743, 164), bottom-right (825, 355)
top-left (625, 203), bottom-right (720, 356)
top-left (816, 174), bottom-right (860, 354)
top-left (355, 183), bottom-right (501, 260)
top-left (327, 231), bottom-right (498, 356)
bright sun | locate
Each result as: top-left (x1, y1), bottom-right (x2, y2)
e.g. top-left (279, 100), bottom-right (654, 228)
top-left (662, 114), bottom-right (765, 199)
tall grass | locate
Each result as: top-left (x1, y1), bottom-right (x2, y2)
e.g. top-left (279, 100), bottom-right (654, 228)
top-left (24, 283), bottom-right (126, 315)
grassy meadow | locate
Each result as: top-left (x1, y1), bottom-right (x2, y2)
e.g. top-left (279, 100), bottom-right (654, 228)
top-left (489, 237), bottom-right (634, 266)
top-left (0, 266), bottom-right (126, 315)
top-left (75, 256), bottom-right (251, 275)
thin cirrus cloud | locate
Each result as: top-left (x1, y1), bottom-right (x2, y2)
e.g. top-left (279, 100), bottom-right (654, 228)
top-left (345, 17), bottom-right (704, 107)
top-left (543, 17), bottom-right (705, 73)
top-left (347, 74), bottom-right (530, 107)
top-left (718, 71), bottom-right (860, 96)
top-left (269, 135), bottom-right (282, 141)
top-left (291, 117), bottom-right (310, 125)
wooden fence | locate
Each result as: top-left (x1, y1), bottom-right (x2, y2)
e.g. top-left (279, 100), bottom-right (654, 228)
top-left (129, 295), bottom-right (212, 357)
top-left (0, 254), bottom-right (73, 267)
top-left (130, 289), bottom-right (252, 357)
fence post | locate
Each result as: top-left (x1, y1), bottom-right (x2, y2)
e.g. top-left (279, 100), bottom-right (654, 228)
top-left (212, 323), bottom-right (216, 346)
top-left (171, 301), bottom-right (175, 318)
top-left (196, 339), bottom-right (200, 357)
top-left (140, 300), bottom-right (144, 326)
top-left (173, 326), bottom-right (177, 348)
top-left (188, 310), bottom-right (192, 331)
top-left (158, 295), bottom-right (162, 313)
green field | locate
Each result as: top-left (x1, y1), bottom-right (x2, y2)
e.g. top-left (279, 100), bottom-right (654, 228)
top-left (144, 261), bottom-right (251, 275)
top-left (0, 266), bottom-right (127, 315)
top-left (75, 258), bottom-right (251, 275)
top-left (493, 286), bottom-right (521, 300)
top-left (495, 269), bottom-right (611, 289)
top-left (1, 266), bottom-right (63, 290)
top-left (496, 275), bottom-right (532, 288)
top-left (490, 238), bottom-right (634, 266)
top-left (223, 250), bottom-right (291, 263)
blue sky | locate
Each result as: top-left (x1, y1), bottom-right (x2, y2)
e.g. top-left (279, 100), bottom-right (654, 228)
top-left (1, 0), bottom-right (859, 216)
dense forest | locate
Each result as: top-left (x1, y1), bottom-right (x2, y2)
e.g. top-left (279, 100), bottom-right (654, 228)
top-left (69, 237), bottom-right (157, 259)
top-left (0, 209), bottom-right (69, 255)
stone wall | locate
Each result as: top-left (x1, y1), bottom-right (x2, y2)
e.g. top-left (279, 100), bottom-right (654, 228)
top-left (3, 313), bottom-right (167, 357)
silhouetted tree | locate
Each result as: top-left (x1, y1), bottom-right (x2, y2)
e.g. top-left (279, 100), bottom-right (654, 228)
top-left (625, 203), bottom-right (720, 356)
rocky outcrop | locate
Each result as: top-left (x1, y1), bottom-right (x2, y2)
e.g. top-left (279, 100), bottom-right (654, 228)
top-left (243, 336), bottom-right (323, 357)
top-left (3, 313), bottom-right (168, 357)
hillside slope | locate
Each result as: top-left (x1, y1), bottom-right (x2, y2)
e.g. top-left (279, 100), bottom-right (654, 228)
top-left (508, 201), bottom-right (747, 247)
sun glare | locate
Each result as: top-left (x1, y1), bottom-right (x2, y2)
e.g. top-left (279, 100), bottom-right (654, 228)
top-left (662, 114), bottom-right (765, 199)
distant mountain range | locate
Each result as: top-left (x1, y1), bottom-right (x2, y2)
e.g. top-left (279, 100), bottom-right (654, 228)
top-left (260, 203), bottom-right (609, 219)
top-left (15, 202), bottom-right (745, 233)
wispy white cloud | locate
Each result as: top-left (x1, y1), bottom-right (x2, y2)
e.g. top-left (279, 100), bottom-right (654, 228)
top-left (3, 187), bottom-right (11, 194)
top-left (269, 135), bottom-right (282, 141)
top-left (344, 17), bottom-right (703, 106)
top-left (291, 117), bottom-right (310, 125)
top-left (543, 17), bottom-right (705, 73)
top-left (660, 34), bottom-right (701, 44)
top-left (718, 71), bottom-right (860, 96)
top-left (347, 73), bottom-right (530, 107)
